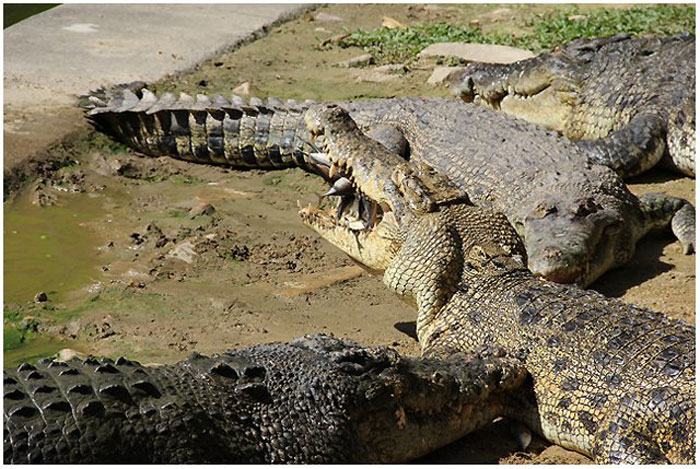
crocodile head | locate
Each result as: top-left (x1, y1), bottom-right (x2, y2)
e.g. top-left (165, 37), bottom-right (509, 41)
top-left (284, 334), bottom-right (527, 463)
top-left (516, 187), bottom-right (627, 286)
top-left (300, 103), bottom-right (463, 274)
top-left (449, 52), bottom-right (581, 133)
top-left (300, 104), bottom-right (527, 319)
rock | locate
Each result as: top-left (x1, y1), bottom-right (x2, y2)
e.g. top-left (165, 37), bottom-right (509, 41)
top-left (146, 222), bottom-right (169, 248)
top-left (320, 33), bottom-right (349, 47)
top-left (167, 241), bottom-right (197, 264)
top-left (33, 292), bottom-right (48, 303)
top-left (335, 54), bottom-right (374, 68)
top-left (189, 202), bottom-right (216, 218)
top-left (428, 66), bottom-right (467, 85)
top-left (314, 12), bottom-right (343, 22)
top-left (233, 82), bottom-right (251, 95)
top-left (63, 319), bottom-right (81, 339)
top-left (85, 316), bottom-right (116, 341)
top-left (568, 14), bottom-right (588, 21)
top-left (56, 348), bottom-right (85, 362)
top-left (418, 42), bottom-right (534, 64)
top-left (355, 64), bottom-right (406, 83)
top-left (20, 316), bottom-right (40, 332)
top-left (381, 16), bottom-right (404, 29)
top-left (89, 153), bottom-right (124, 176)
top-left (29, 182), bottom-right (57, 207)
top-left (469, 19), bottom-right (480, 28)
top-left (535, 445), bottom-right (591, 464)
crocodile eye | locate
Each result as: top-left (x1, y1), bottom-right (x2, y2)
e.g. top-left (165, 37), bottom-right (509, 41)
top-left (572, 197), bottom-right (601, 216)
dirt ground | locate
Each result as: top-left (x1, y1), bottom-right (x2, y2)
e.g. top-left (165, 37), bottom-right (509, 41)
top-left (3, 4), bottom-right (694, 465)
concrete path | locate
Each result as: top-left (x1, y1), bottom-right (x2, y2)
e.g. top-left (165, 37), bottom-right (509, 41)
top-left (3, 3), bottom-right (312, 177)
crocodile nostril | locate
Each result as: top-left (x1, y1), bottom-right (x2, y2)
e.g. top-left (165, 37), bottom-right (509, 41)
top-left (529, 248), bottom-right (584, 284)
top-left (542, 247), bottom-right (565, 260)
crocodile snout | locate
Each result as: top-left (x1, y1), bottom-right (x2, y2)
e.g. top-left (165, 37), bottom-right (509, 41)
top-left (528, 247), bottom-right (586, 285)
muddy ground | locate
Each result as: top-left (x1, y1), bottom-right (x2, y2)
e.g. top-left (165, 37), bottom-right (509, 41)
top-left (3, 4), bottom-right (695, 465)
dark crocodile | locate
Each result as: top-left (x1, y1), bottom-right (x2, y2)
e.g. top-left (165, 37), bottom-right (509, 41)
top-left (3, 334), bottom-right (528, 463)
top-left (295, 104), bottom-right (696, 464)
top-left (450, 33), bottom-right (696, 178)
top-left (85, 90), bottom-right (694, 286)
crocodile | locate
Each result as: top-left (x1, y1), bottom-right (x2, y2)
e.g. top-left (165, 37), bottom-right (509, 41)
top-left (3, 333), bottom-right (528, 463)
top-left (85, 90), bottom-right (695, 286)
top-left (449, 33), bottom-right (696, 178)
top-left (295, 104), bottom-right (695, 464)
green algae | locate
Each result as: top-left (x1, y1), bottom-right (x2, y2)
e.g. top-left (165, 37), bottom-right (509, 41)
top-left (4, 193), bottom-right (104, 304)
top-left (4, 335), bottom-right (82, 367)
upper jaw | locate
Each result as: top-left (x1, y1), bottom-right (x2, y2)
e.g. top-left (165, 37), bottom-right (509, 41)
top-left (303, 104), bottom-right (417, 217)
top-left (297, 105), bottom-right (413, 271)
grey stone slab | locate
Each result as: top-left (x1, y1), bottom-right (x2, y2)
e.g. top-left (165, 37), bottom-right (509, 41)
top-left (4, 4), bottom-right (311, 101)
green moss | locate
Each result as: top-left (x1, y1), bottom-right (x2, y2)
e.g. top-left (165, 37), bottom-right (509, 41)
top-left (4, 327), bottom-right (25, 351)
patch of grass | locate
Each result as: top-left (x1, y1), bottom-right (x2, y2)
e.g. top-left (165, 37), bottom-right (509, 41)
top-left (3, 314), bottom-right (39, 352)
top-left (531, 5), bottom-right (695, 50)
top-left (336, 5), bottom-right (695, 64)
top-left (4, 327), bottom-right (26, 351)
top-left (87, 131), bottom-right (130, 155)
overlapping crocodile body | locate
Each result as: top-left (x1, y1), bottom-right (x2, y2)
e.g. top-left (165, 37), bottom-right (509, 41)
top-left (298, 105), bottom-right (695, 463)
top-left (85, 91), bottom-right (694, 286)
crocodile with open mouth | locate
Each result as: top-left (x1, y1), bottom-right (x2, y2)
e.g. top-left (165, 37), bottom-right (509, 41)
top-left (296, 104), bottom-right (695, 464)
top-left (450, 33), bottom-right (695, 178)
top-left (3, 334), bottom-right (528, 463)
top-left (84, 90), bottom-right (694, 287)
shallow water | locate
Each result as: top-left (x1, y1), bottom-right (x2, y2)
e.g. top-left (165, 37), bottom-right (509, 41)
top-left (3, 335), bottom-right (85, 368)
top-left (4, 190), bottom-right (104, 304)
top-left (4, 187), bottom-right (105, 364)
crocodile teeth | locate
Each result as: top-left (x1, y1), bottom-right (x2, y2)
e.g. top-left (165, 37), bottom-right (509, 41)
top-left (510, 421), bottom-right (532, 450)
top-left (328, 163), bottom-right (339, 179)
top-left (323, 177), bottom-right (352, 197)
top-left (348, 220), bottom-right (366, 231)
top-left (308, 152), bottom-right (331, 167)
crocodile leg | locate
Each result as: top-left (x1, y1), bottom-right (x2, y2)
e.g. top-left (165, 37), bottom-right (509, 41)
top-left (573, 113), bottom-right (668, 178)
top-left (638, 192), bottom-right (695, 254)
top-left (594, 386), bottom-right (696, 464)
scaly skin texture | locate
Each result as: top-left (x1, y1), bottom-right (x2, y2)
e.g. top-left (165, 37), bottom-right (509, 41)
top-left (299, 105), bottom-right (695, 464)
top-left (85, 90), bottom-right (695, 286)
top-left (3, 334), bottom-right (528, 464)
top-left (450, 33), bottom-right (696, 178)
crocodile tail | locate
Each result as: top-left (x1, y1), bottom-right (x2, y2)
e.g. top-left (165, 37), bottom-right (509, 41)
top-left (84, 88), bottom-right (318, 170)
